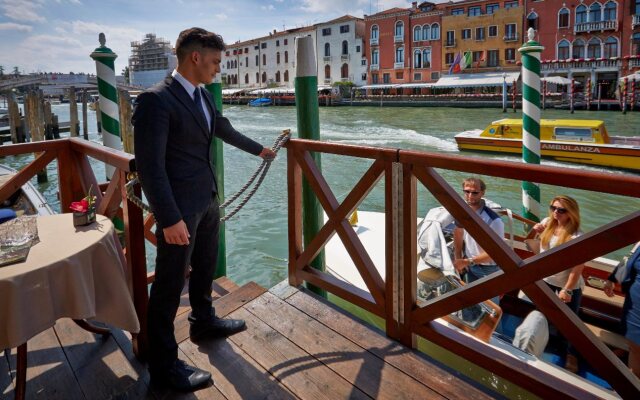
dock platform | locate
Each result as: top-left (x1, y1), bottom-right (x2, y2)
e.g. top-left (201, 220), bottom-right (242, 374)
top-left (1, 277), bottom-right (493, 399)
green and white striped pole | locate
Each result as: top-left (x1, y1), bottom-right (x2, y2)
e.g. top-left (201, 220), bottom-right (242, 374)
top-left (295, 35), bottom-right (325, 297)
top-left (518, 28), bottom-right (543, 222)
top-left (205, 76), bottom-right (227, 278)
top-left (90, 33), bottom-right (121, 179)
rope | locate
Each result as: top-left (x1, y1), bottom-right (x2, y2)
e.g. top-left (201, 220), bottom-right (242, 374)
top-left (125, 129), bottom-right (291, 222)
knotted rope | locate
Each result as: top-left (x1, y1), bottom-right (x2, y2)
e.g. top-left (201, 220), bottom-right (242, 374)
top-left (125, 129), bottom-right (291, 222)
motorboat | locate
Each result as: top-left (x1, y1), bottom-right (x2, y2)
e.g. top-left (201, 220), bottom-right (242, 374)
top-left (0, 164), bottom-right (53, 219)
top-left (248, 97), bottom-right (272, 107)
top-left (455, 119), bottom-right (640, 171)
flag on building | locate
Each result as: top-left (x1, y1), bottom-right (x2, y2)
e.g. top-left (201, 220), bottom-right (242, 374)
top-left (460, 51), bottom-right (472, 70)
top-left (448, 52), bottom-right (462, 74)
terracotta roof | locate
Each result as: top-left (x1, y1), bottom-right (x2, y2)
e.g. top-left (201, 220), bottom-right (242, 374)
top-left (318, 14), bottom-right (363, 25)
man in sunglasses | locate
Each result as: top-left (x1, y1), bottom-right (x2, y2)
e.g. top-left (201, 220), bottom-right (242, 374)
top-left (453, 178), bottom-right (505, 296)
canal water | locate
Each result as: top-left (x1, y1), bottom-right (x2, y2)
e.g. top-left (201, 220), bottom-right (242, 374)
top-left (3, 103), bottom-right (639, 398)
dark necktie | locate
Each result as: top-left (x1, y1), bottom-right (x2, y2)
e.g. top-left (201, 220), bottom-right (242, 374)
top-left (193, 88), bottom-right (207, 127)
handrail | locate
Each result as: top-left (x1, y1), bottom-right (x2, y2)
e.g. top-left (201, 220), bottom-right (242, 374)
top-left (0, 138), bottom-right (148, 358)
top-left (285, 138), bottom-right (640, 398)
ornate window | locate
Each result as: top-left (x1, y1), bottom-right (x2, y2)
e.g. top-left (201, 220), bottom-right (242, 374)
top-left (341, 63), bottom-right (349, 79)
top-left (371, 25), bottom-right (379, 39)
top-left (324, 43), bottom-right (330, 57)
top-left (342, 41), bottom-right (348, 55)
top-left (527, 11), bottom-right (539, 30)
top-left (414, 50), bottom-right (422, 68)
top-left (395, 46), bottom-right (404, 63)
top-left (395, 21), bottom-right (404, 37)
top-left (589, 3), bottom-right (602, 23)
top-left (422, 25), bottom-right (430, 41)
top-left (572, 39), bottom-right (585, 58)
top-left (603, 1), bottom-right (616, 21)
top-left (414, 26), bottom-right (422, 41)
top-left (557, 40), bottom-right (570, 59)
top-left (576, 5), bottom-right (587, 24)
top-left (324, 65), bottom-right (331, 79)
top-left (587, 37), bottom-right (602, 58)
top-left (423, 48), bottom-right (431, 68)
top-left (431, 23), bottom-right (440, 40)
top-left (558, 8), bottom-right (570, 28)
top-left (603, 36), bottom-right (618, 58)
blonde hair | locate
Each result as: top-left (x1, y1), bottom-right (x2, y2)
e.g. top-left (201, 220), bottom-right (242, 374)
top-left (539, 195), bottom-right (581, 249)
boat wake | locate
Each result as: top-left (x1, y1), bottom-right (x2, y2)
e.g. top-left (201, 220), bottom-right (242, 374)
top-left (322, 126), bottom-right (458, 152)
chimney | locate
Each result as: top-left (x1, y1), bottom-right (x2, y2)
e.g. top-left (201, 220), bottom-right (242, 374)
top-left (273, 29), bottom-right (277, 35)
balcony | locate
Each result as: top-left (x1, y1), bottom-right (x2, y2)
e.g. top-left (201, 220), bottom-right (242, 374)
top-left (503, 35), bottom-right (518, 42)
top-left (323, 56), bottom-right (332, 62)
top-left (574, 20), bottom-right (617, 33)
top-left (541, 58), bottom-right (622, 72)
top-left (444, 40), bottom-right (456, 48)
top-left (341, 54), bottom-right (350, 62)
top-left (394, 35), bottom-right (404, 43)
top-left (630, 58), bottom-right (640, 68)
top-left (370, 37), bottom-right (379, 46)
top-left (394, 62), bottom-right (405, 69)
top-left (370, 64), bottom-right (379, 71)
top-left (633, 15), bottom-right (640, 29)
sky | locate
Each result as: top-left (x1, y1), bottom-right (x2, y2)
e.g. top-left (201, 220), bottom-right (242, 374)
top-left (0, 0), bottom-right (449, 75)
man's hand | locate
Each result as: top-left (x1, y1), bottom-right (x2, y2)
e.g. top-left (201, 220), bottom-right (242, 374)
top-left (453, 258), bottom-right (469, 274)
top-left (603, 280), bottom-right (615, 297)
top-left (163, 220), bottom-right (190, 245)
top-left (259, 147), bottom-right (276, 161)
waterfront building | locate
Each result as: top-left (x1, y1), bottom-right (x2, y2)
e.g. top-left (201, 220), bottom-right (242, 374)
top-left (128, 34), bottom-right (177, 89)
top-left (529, 0), bottom-right (640, 100)
top-left (315, 15), bottom-right (367, 87)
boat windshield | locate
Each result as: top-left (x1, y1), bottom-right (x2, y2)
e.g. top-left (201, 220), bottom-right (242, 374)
top-left (554, 127), bottom-right (594, 142)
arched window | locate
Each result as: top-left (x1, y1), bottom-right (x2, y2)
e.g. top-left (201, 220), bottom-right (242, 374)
top-left (603, 1), bottom-right (616, 21)
top-left (431, 23), bottom-right (440, 40)
top-left (603, 36), bottom-right (618, 58)
top-left (341, 63), bottom-right (348, 79)
top-left (634, 32), bottom-right (640, 56)
top-left (245, 73), bottom-right (249, 84)
top-left (557, 39), bottom-right (570, 59)
top-left (422, 24), bottom-right (430, 41)
top-left (276, 52), bottom-right (280, 64)
top-left (372, 49), bottom-right (379, 65)
top-left (527, 11), bottom-right (539, 30)
top-left (255, 72), bottom-right (259, 83)
top-left (572, 39), bottom-right (585, 58)
top-left (342, 40), bottom-right (348, 55)
top-left (276, 71), bottom-right (281, 82)
top-left (262, 54), bottom-right (266, 65)
top-left (589, 3), bottom-right (602, 23)
top-left (284, 51), bottom-right (288, 63)
top-left (245, 57), bottom-right (248, 67)
top-left (413, 26), bottom-right (422, 41)
top-left (262, 72), bottom-right (267, 83)
top-left (587, 37), bottom-right (602, 58)
top-left (395, 46), bottom-right (404, 63)
top-left (226, 61), bottom-right (230, 69)
top-left (558, 8), bottom-right (570, 28)
top-left (423, 48), bottom-right (431, 68)
top-left (414, 50), bottom-right (422, 68)
top-left (324, 65), bottom-right (331, 79)
top-left (324, 43), bottom-right (330, 57)
top-left (371, 25), bottom-right (379, 39)
top-left (255, 55), bottom-right (259, 66)
top-left (395, 21), bottom-right (404, 37)
top-left (576, 5), bottom-right (587, 24)
top-left (284, 70), bottom-right (289, 82)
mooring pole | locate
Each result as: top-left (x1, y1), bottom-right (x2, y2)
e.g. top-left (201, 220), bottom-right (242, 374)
top-left (295, 35), bottom-right (325, 297)
top-left (518, 28), bottom-right (543, 223)
top-left (622, 77), bottom-right (628, 115)
top-left (570, 78), bottom-right (575, 114)
top-left (205, 76), bottom-right (227, 278)
top-left (586, 78), bottom-right (591, 111)
top-left (90, 33), bottom-right (122, 179)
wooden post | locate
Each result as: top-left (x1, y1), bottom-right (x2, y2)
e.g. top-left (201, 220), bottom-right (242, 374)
top-left (597, 83), bottom-right (602, 111)
top-left (118, 89), bottom-right (134, 154)
top-left (69, 86), bottom-right (79, 137)
top-left (82, 89), bottom-right (89, 139)
top-left (96, 102), bottom-right (102, 134)
top-left (25, 91), bottom-right (47, 182)
top-left (7, 93), bottom-right (24, 144)
top-left (43, 100), bottom-right (53, 140)
top-left (52, 114), bottom-right (60, 139)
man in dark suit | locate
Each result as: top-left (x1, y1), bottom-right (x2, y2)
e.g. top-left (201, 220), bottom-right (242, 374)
top-left (133, 27), bottom-right (275, 392)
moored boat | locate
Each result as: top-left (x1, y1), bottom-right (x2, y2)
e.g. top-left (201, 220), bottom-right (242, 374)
top-left (455, 118), bottom-right (640, 171)
top-left (0, 164), bottom-right (53, 219)
top-left (248, 97), bottom-right (272, 107)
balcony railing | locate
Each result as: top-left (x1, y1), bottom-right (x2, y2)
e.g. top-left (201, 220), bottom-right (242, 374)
top-left (630, 58), bottom-right (640, 68)
top-left (574, 20), bottom-right (617, 33)
top-left (323, 56), bottom-right (332, 62)
top-left (394, 62), bottom-right (405, 69)
top-left (370, 37), bottom-right (379, 46)
top-left (503, 35), bottom-right (518, 42)
top-left (444, 40), bottom-right (456, 48)
top-left (324, 78), bottom-right (331, 84)
top-left (370, 64), bottom-right (379, 71)
top-left (341, 54), bottom-right (350, 62)
top-left (633, 15), bottom-right (640, 29)
top-left (394, 35), bottom-right (404, 43)
top-left (541, 58), bottom-right (622, 71)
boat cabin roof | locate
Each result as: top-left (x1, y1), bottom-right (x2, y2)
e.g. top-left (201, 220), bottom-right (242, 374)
top-left (491, 118), bottom-right (606, 129)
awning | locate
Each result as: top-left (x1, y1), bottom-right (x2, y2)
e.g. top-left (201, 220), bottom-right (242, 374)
top-left (620, 72), bottom-right (640, 82)
top-left (432, 72), bottom-right (520, 88)
top-left (541, 76), bottom-right (579, 86)
top-left (357, 84), bottom-right (397, 89)
top-left (395, 83), bottom-right (434, 88)
top-left (249, 87), bottom-right (295, 95)
top-left (221, 88), bottom-right (246, 95)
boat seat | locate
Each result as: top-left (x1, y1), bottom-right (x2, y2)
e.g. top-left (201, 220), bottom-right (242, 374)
top-left (582, 286), bottom-right (624, 308)
top-left (0, 208), bottom-right (17, 223)
top-left (585, 323), bottom-right (628, 352)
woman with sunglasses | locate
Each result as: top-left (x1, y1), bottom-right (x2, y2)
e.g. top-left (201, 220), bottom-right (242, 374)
top-left (603, 242), bottom-right (640, 378)
top-left (532, 195), bottom-right (584, 371)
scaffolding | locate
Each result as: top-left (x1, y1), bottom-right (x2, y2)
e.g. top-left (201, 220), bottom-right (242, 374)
top-left (129, 34), bottom-right (174, 72)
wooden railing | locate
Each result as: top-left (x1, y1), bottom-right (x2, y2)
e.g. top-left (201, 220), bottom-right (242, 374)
top-left (286, 138), bottom-right (640, 398)
top-left (0, 138), bottom-right (149, 357)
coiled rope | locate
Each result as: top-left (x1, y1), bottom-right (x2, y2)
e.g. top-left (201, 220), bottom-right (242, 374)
top-left (125, 129), bottom-right (291, 222)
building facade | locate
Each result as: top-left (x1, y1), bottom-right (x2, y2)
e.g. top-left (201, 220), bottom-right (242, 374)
top-left (315, 15), bottom-right (367, 86)
top-left (128, 34), bottom-right (177, 89)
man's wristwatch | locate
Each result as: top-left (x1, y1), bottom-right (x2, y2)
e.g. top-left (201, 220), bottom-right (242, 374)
top-left (466, 257), bottom-right (475, 267)
top-left (561, 288), bottom-right (573, 296)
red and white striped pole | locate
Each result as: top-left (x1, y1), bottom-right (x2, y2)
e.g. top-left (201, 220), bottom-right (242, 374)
top-left (586, 78), bottom-right (591, 110)
top-left (542, 79), bottom-right (547, 110)
top-left (570, 78), bottom-right (575, 114)
top-left (623, 77), bottom-right (628, 114)
top-left (632, 79), bottom-right (636, 112)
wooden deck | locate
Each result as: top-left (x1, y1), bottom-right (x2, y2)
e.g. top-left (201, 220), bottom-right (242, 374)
top-left (1, 278), bottom-right (495, 399)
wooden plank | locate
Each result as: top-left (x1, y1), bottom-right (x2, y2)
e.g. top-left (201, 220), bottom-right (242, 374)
top-left (287, 147), bottom-right (303, 287)
top-left (269, 280), bottom-right (299, 300)
top-left (286, 291), bottom-right (493, 400)
top-left (246, 292), bottom-right (445, 400)
top-left (175, 282), bottom-right (267, 344)
top-left (227, 306), bottom-right (370, 400)
top-left (53, 318), bottom-right (147, 399)
top-left (180, 337), bottom-right (298, 400)
top-left (5, 328), bottom-right (84, 399)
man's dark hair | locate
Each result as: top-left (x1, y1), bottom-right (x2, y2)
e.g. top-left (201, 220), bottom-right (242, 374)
top-left (175, 28), bottom-right (226, 62)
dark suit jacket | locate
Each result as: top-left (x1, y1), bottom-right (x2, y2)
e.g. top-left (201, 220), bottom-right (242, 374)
top-left (132, 76), bottom-right (263, 228)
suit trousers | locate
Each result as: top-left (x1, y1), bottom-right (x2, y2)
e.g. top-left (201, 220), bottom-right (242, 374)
top-left (147, 195), bottom-right (220, 370)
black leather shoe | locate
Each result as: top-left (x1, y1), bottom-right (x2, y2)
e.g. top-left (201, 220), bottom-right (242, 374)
top-left (150, 359), bottom-right (212, 392)
top-left (189, 315), bottom-right (246, 342)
